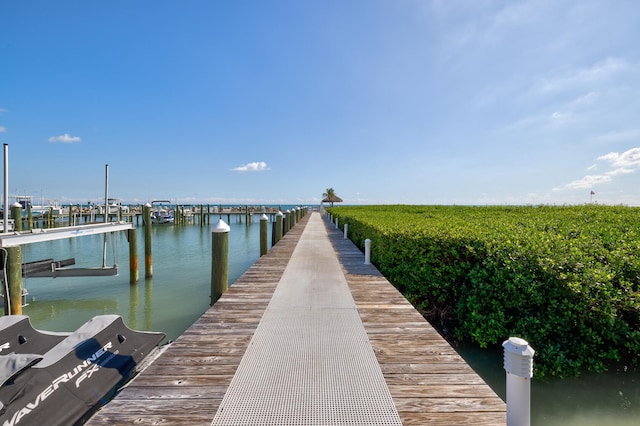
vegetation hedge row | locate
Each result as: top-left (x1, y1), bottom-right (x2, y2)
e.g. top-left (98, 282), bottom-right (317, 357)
top-left (327, 205), bottom-right (640, 378)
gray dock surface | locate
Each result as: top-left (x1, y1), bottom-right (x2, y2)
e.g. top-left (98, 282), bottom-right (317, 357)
top-left (87, 212), bottom-right (506, 425)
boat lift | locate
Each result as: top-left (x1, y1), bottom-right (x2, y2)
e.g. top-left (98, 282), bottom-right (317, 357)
top-left (0, 222), bottom-right (133, 277)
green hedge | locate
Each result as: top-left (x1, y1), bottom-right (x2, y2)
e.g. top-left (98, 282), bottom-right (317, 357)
top-left (328, 205), bottom-right (640, 378)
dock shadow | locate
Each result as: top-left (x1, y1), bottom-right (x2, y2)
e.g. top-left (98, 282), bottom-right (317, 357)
top-left (322, 219), bottom-right (383, 277)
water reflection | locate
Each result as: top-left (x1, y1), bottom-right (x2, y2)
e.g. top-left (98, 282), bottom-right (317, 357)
top-left (128, 284), bottom-right (138, 330)
top-left (25, 299), bottom-right (118, 324)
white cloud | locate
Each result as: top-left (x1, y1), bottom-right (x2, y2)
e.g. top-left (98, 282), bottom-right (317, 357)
top-left (231, 161), bottom-right (270, 172)
top-left (597, 147), bottom-right (640, 168)
top-left (0, 126), bottom-right (6, 133)
top-left (556, 147), bottom-right (640, 190)
top-left (48, 133), bottom-right (81, 143)
top-left (558, 174), bottom-right (613, 190)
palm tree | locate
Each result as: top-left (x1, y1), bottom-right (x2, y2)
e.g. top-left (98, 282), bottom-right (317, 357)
top-left (322, 188), bottom-right (342, 207)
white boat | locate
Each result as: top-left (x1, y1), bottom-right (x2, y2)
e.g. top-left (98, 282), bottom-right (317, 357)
top-left (92, 198), bottom-right (130, 216)
top-left (150, 200), bottom-right (175, 224)
top-left (12, 195), bottom-right (64, 217)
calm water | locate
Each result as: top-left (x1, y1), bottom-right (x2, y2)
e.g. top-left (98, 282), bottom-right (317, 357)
top-left (11, 216), bottom-right (266, 340)
top-left (3, 215), bottom-right (639, 425)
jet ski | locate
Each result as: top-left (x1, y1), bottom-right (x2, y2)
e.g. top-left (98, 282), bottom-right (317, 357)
top-left (0, 315), bottom-right (70, 356)
top-left (0, 315), bottom-right (165, 426)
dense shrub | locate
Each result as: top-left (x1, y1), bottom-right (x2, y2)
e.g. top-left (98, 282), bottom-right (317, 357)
top-left (328, 205), bottom-right (640, 377)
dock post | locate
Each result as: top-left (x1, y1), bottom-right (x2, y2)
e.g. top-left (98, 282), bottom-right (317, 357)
top-left (283, 210), bottom-right (289, 235)
top-left (344, 223), bottom-right (348, 239)
top-left (27, 203), bottom-right (33, 230)
top-left (503, 337), bottom-right (535, 426)
top-left (10, 202), bottom-right (22, 232)
top-left (211, 219), bottom-right (230, 305)
top-left (260, 214), bottom-right (268, 256)
top-left (143, 203), bottom-right (153, 278)
top-left (68, 205), bottom-right (73, 226)
top-left (275, 210), bottom-right (283, 244)
top-left (4, 246), bottom-right (23, 315)
top-left (129, 228), bottom-right (139, 284)
top-left (364, 238), bottom-right (371, 265)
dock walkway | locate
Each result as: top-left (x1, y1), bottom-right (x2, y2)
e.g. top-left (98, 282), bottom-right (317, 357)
top-left (87, 212), bottom-right (506, 425)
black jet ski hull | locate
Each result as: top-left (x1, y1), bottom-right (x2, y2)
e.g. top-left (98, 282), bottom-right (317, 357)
top-left (0, 315), bottom-right (165, 426)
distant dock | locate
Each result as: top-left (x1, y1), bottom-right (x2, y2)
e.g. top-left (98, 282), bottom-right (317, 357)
top-left (87, 212), bottom-right (506, 425)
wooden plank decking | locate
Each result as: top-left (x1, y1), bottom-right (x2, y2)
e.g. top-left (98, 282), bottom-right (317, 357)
top-left (87, 212), bottom-right (506, 425)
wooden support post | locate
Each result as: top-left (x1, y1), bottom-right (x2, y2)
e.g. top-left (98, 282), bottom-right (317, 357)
top-left (27, 203), bottom-right (33, 230)
top-left (260, 214), bottom-right (268, 256)
top-left (275, 210), bottom-right (283, 244)
top-left (283, 210), bottom-right (289, 235)
top-left (129, 228), bottom-right (139, 284)
top-left (10, 202), bottom-right (22, 232)
top-left (211, 219), bottom-right (230, 305)
top-left (245, 205), bottom-right (249, 226)
top-left (143, 203), bottom-right (153, 278)
top-left (5, 246), bottom-right (23, 315)
top-left (68, 204), bottom-right (73, 226)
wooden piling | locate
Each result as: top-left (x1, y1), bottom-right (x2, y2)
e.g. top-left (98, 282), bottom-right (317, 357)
top-left (10, 202), bottom-right (22, 232)
top-left (211, 219), bottom-right (230, 305)
top-left (129, 228), bottom-right (139, 284)
top-left (143, 203), bottom-right (152, 278)
top-left (260, 214), bottom-right (268, 256)
top-left (5, 246), bottom-right (23, 315)
top-left (275, 210), bottom-right (283, 244)
top-left (283, 210), bottom-right (289, 235)
top-left (27, 204), bottom-right (33, 230)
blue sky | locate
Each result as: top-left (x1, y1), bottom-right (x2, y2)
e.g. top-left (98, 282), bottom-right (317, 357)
top-left (1, 1), bottom-right (640, 206)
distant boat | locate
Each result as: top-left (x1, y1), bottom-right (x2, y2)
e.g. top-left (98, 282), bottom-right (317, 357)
top-left (13, 195), bottom-right (64, 217)
top-left (150, 200), bottom-right (175, 224)
top-left (0, 315), bottom-right (165, 426)
top-left (94, 198), bottom-right (130, 215)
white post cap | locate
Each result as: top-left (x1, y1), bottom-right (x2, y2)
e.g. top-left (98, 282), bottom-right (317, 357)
top-left (260, 214), bottom-right (268, 221)
top-left (212, 218), bottom-right (230, 233)
top-left (503, 337), bottom-right (535, 378)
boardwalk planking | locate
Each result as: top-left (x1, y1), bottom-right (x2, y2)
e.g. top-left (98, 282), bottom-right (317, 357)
top-left (326, 220), bottom-right (505, 425)
top-left (87, 212), bottom-right (506, 425)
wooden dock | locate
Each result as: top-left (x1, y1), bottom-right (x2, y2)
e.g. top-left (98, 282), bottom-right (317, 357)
top-left (87, 212), bottom-right (505, 425)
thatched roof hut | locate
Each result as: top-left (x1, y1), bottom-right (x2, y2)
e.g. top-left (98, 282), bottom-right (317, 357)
top-left (322, 194), bottom-right (343, 207)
